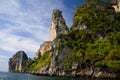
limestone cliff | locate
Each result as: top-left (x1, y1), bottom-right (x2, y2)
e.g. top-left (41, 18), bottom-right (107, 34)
top-left (33, 9), bottom-right (71, 74)
top-left (50, 9), bottom-right (69, 41)
top-left (49, 38), bottom-right (73, 75)
top-left (35, 41), bottom-right (52, 59)
top-left (9, 51), bottom-right (28, 72)
top-left (110, 0), bottom-right (120, 12)
top-left (35, 9), bottom-right (68, 59)
top-left (25, 9), bottom-right (71, 76)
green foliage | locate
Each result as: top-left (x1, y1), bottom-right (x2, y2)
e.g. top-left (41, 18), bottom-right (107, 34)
top-left (105, 48), bottom-right (120, 61)
top-left (24, 52), bottom-right (50, 72)
top-left (62, 0), bottom-right (120, 72)
top-left (95, 60), bottom-right (120, 71)
top-left (86, 38), bottom-right (112, 60)
top-left (107, 61), bottom-right (120, 70)
top-left (63, 50), bottom-right (84, 71)
top-left (71, 0), bottom-right (120, 36)
top-left (95, 61), bottom-right (108, 71)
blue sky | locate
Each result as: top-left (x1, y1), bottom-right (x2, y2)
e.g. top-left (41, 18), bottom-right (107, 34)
top-left (0, 0), bottom-right (84, 71)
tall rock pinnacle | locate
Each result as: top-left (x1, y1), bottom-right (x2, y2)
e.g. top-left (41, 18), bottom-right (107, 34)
top-left (50, 9), bottom-right (69, 41)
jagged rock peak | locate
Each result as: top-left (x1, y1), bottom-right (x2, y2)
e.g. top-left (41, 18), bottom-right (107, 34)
top-left (9, 51), bottom-right (28, 72)
top-left (52, 9), bottom-right (62, 19)
top-left (50, 9), bottom-right (69, 41)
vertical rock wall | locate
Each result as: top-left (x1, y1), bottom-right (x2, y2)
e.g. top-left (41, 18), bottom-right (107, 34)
top-left (48, 9), bottom-right (72, 75)
top-left (50, 9), bottom-right (69, 41)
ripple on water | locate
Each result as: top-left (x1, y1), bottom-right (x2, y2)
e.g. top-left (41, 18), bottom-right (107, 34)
top-left (0, 72), bottom-right (90, 80)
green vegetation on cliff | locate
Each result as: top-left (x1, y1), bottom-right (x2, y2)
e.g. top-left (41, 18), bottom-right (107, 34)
top-left (61, 0), bottom-right (120, 72)
top-left (24, 52), bottom-right (50, 72)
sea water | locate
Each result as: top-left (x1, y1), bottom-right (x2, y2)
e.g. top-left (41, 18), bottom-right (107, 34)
top-left (0, 71), bottom-right (104, 80)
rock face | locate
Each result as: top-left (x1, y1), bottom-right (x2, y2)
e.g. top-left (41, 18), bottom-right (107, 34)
top-left (73, 21), bottom-right (88, 31)
top-left (33, 9), bottom-right (71, 76)
top-left (9, 51), bottom-right (28, 72)
top-left (35, 41), bottom-right (52, 59)
top-left (49, 38), bottom-right (73, 74)
top-left (50, 9), bottom-right (69, 41)
top-left (111, 0), bottom-right (120, 12)
top-left (35, 9), bottom-right (69, 59)
top-left (48, 9), bottom-right (71, 75)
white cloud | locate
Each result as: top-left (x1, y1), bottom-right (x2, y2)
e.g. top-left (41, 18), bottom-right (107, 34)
top-left (0, 0), bottom-right (21, 16)
top-left (0, 30), bottom-right (39, 52)
top-left (0, 55), bottom-right (9, 59)
top-left (0, 0), bottom-right (65, 54)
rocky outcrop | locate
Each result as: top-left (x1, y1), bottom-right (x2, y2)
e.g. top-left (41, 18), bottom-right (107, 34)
top-left (9, 51), bottom-right (28, 72)
top-left (50, 9), bottom-right (69, 41)
top-left (35, 9), bottom-right (69, 59)
top-left (32, 9), bottom-right (72, 76)
top-left (49, 38), bottom-right (73, 75)
top-left (35, 41), bottom-right (52, 59)
top-left (111, 0), bottom-right (120, 12)
top-left (32, 9), bottom-right (71, 75)
top-left (73, 21), bottom-right (89, 31)
top-left (32, 62), bottom-right (120, 79)
top-left (49, 9), bottom-right (72, 75)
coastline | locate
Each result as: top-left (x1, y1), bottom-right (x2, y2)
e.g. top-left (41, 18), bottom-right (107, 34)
top-left (30, 69), bottom-right (120, 79)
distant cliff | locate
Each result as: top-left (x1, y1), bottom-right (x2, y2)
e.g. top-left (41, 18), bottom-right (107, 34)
top-left (9, 51), bottom-right (29, 72)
